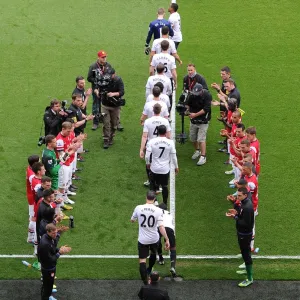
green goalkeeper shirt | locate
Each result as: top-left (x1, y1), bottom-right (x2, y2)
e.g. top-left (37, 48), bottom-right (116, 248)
top-left (42, 148), bottom-right (61, 180)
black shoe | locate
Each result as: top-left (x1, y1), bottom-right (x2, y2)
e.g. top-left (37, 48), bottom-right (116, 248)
top-left (68, 187), bottom-right (77, 192)
top-left (70, 184), bottom-right (78, 190)
top-left (218, 147), bottom-right (227, 152)
top-left (91, 124), bottom-right (98, 130)
top-left (103, 140), bottom-right (109, 149)
top-left (117, 124), bottom-right (124, 131)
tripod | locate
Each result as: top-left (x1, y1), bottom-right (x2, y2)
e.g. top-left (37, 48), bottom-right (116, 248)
top-left (176, 113), bottom-right (188, 144)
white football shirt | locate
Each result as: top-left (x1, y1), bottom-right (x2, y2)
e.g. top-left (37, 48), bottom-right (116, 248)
top-left (151, 53), bottom-right (176, 79)
top-left (142, 100), bottom-right (169, 118)
top-left (146, 94), bottom-right (170, 109)
top-left (143, 116), bottom-right (171, 141)
top-left (151, 38), bottom-right (177, 55)
top-left (161, 209), bottom-right (175, 231)
top-left (146, 136), bottom-right (178, 174)
top-left (145, 74), bottom-right (172, 97)
top-left (168, 12), bottom-right (182, 42)
top-left (131, 203), bottom-right (164, 244)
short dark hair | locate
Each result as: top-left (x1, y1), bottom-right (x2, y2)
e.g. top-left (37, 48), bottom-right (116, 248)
top-left (43, 189), bottom-right (54, 199)
top-left (28, 155), bottom-right (39, 167)
top-left (75, 76), bottom-right (84, 83)
top-left (161, 40), bottom-right (169, 51)
top-left (161, 26), bottom-right (169, 35)
top-left (238, 187), bottom-right (248, 195)
top-left (50, 99), bottom-right (60, 108)
top-left (32, 162), bottom-right (44, 174)
top-left (72, 93), bottom-right (82, 101)
top-left (154, 82), bottom-right (164, 92)
top-left (246, 126), bottom-right (257, 135)
top-left (153, 86), bottom-right (161, 97)
top-left (187, 63), bottom-right (196, 68)
top-left (224, 78), bottom-right (235, 85)
top-left (147, 190), bottom-right (156, 201)
top-left (45, 135), bottom-right (56, 145)
top-left (236, 123), bottom-right (245, 131)
top-left (150, 271), bottom-right (160, 282)
top-left (237, 178), bottom-right (247, 186)
top-left (171, 3), bottom-right (178, 11)
top-left (158, 125), bottom-right (167, 135)
top-left (156, 64), bottom-right (165, 74)
top-left (153, 103), bottom-right (162, 115)
top-left (41, 176), bottom-right (52, 184)
top-left (221, 66), bottom-right (231, 73)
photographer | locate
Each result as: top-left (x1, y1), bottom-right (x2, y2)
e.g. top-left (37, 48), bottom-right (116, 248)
top-left (68, 94), bottom-right (94, 136)
top-left (87, 50), bottom-right (113, 130)
top-left (185, 83), bottom-right (212, 166)
top-left (43, 99), bottom-right (68, 136)
top-left (94, 68), bottom-right (125, 149)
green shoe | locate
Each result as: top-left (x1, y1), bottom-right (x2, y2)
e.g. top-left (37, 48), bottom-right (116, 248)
top-left (236, 270), bottom-right (247, 275)
top-left (238, 279), bottom-right (253, 287)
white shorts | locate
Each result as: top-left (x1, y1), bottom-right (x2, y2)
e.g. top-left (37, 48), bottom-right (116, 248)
top-left (72, 153), bottom-right (77, 173)
top-left (28, 204), bottom-right (34, 217)
top-left (58, 165), bottom-right (72, 189)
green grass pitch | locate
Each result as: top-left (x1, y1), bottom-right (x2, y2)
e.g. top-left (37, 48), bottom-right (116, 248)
top-left (0, 0), bottom-right (300, 279)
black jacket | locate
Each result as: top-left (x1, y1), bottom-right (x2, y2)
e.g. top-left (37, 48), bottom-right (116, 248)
top-left (43, 107), bottom-right (65, 136)
top-left (186, 90), bottom-right (212, 122)
top-left (138, 283), bottom-right (170, 300)
top-left (101, 76), bottom-right (125, 107)
top-left (183, 73), bottom-right (208, 91)
top-left (87, 61), bottom-right (113, 89)
top-left (236, 197), bottom-right (254, 235)
top-left (38, 233), bottom-right (60, 270)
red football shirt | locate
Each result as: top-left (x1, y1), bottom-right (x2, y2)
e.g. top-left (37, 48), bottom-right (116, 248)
top-left (244, 173), bottom-right (258, 211)
top-left (250, 139), bottom-right (260, 175)
top-left (26, 166), bottom-right (35, 205)
top-left (56, 132), bottom-right (75, 166)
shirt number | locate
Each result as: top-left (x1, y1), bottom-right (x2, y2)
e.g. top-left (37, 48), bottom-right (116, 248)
top-left (141, 214), bottom-right (155, 228)
top-left (159, 147), bottom-right (165, 158)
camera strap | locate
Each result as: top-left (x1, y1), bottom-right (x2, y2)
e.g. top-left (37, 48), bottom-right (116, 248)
top-left (188, 77), bottom-right (197, 91)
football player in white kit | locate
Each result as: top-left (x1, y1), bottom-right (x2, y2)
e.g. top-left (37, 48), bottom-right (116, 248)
top-left (157, 202), bottom-right (177, 278)
top-left (131, 190), bottom-right (170, 285)
top-left (145, 64), bottom-right (172, 99)
top-left (141, 86), bottom-right (169, 126)
top-left (168, 3), bottom-right (183, 49)
top-left (150, 26), bottom-right (182, 65)
top-left (146, 82), bottom-right (170, 111)
top-left (140, 103), bottom-right (171, 187)
top-left (146, 125), bottom-right (179, 205)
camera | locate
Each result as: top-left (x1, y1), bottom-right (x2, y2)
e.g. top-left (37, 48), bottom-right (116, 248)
top-left (38, 136), bottom-right (46, 146)
top-left (60, 100), bottom-right (73, 115)
top-left (176, 91), bottom-right (190, 115)
top-left (94, 70), bottom-right (112, 91)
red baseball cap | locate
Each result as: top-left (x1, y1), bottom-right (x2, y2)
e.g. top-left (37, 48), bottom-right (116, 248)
top-left (97, 50), bottom-right (107, 58)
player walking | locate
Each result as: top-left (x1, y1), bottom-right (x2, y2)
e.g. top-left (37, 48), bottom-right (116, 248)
top-left (131, 190), bottom-right (170, 285)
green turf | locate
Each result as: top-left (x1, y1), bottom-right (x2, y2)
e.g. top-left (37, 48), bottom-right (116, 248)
top-left (0, 0), bottom-right (299, 279)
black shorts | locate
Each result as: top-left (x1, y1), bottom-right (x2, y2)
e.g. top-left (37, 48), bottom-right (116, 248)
top-left (159, 227), bottom-right (176, 248)
top-left (150, 172), bottom-right (169, 187)
top-left (138, 241), bottom-right (158, 259)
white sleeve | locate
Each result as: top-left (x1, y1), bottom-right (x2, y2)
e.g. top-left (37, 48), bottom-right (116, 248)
top-left (171, 57), bottom-right (176, 69)
top-left (145, 141), bottom-right (152, 164)
top-left (151, 56), bottom-right (157, 67)
top-left (167, 79), bottom-right (172, 95)
top-left (131, 207), bottom-right (138, 221)
top-left (142, 103), bottom-right (148, 116)
top-left (171, 143), bottom-right (178, 168)
top-left (151, 40), bottom-right (157, 52)
top-left (166, 122), bottom-right (171, 132)
top-left (143, 121), bottom-right (149, 133)
top-left (56, 139), bottom-right (64, 151)
top-left (170, 41), bottom-right (177, 54)
top-left (145, 78), bottom-right (151, 98)
top-left (146, 95), bottom-right (152, 103)
top-left (162, 107), bottom-right (169, 117)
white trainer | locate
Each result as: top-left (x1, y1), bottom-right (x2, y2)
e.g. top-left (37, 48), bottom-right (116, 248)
top-left (239, 262), bottom-right (246, 269)
top-left (225, 169), bottom-right (234, 175)
top-left (228, 178), bottom-right (235, 185)
top-left (197, 156), bottom-right (206, 166)
top-left (67, 191), bottom-right (76, 196)
top-left (65, 198), bottom-right (75, 205)
top-left (144, 180), bottom-right (150, 187)
top-left (192, 150), bottom-right (201, 160)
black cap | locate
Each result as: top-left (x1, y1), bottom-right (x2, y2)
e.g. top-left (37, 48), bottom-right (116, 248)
top-left (191, 83), bottom-right (203, 96)
top-left (150, 271), bottom-right (160, 282)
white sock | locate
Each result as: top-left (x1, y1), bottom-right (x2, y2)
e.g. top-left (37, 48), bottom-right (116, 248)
top-left (27, 221), bottom-right (35, 242)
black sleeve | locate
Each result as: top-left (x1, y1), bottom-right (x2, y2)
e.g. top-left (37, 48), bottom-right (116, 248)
top-left (138, 287), bottom-right (143, 299)
top-left (116, 77), bottom-right (125, 97)
top-left (87, 64), bottom-right (95, 83)
top-left (202, 91), bottom-right (212, 113)
top-left (44, 111), bottom-right (62, 131)
top-left (38, 240), bottom-right (59, 267)
top-left (183, 75), bottom-right (188, 91)
top-left (197, 75), bottom-right (208, 90)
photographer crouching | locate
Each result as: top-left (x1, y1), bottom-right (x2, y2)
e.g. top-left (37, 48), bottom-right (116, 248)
top-left (40, 100), bottom-right (69, 146)
top-left (183, 83), bottom-right (212, 166)
top-left (94, 68), bottom-right (125, 149)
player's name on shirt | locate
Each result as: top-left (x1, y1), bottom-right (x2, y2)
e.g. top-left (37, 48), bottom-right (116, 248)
top-left (152, 38), bottom-right (177, 54)
top-left (152, 139), bottom-right (173, 147)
